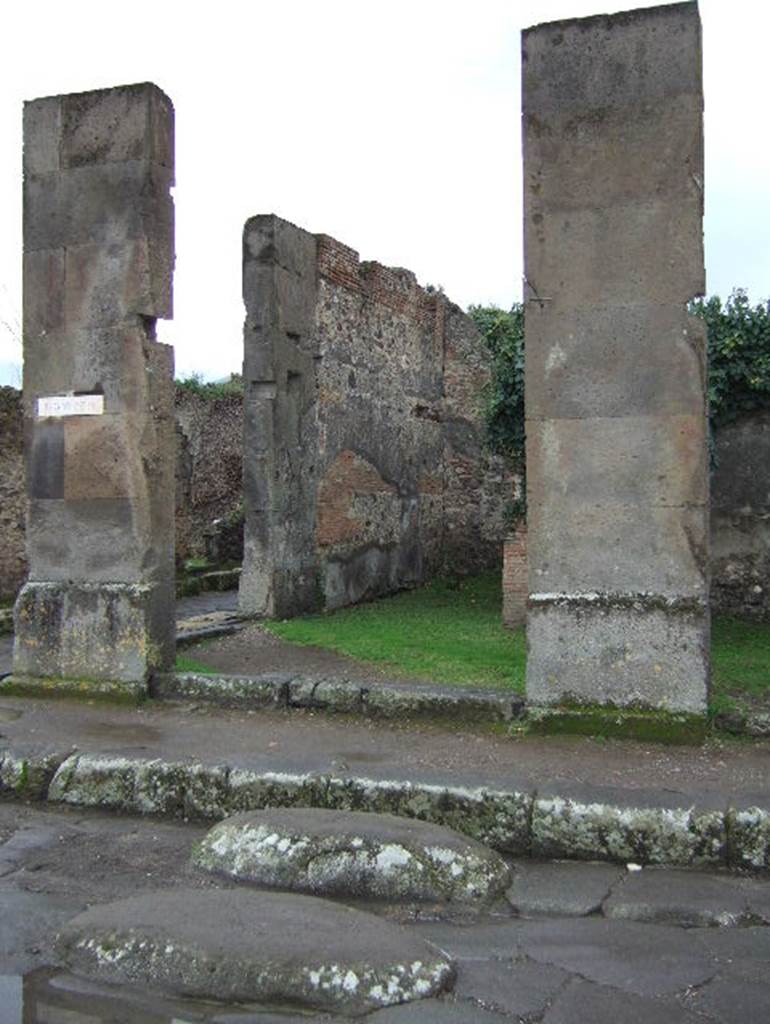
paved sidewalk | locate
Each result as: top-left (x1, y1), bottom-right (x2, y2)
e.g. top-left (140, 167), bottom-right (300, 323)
top-left (0, 694), bottom-right (768, 870)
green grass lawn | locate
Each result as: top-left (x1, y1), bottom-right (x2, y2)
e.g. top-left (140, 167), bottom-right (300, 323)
top-left (266, 573), bottom-right (527, 691)
top-left (264, 573), bottom-right (770, 712)
top-left (711, 616), bottom-right (770, 712)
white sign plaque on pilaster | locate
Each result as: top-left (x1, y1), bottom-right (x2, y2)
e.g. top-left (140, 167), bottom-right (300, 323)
top-left (37, 394), bottom-right (105, 418)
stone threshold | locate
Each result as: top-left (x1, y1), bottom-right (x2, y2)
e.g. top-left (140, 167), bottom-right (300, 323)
top-left (0, 745), bottom-right (767, 873)
top-left (158, 670), bottom-right (770, 741)
top-left (156, 671), bottom-right (526, 725)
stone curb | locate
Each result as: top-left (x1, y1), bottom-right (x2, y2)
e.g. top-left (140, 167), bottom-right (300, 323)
top-left (157, 671), bottom-right (526, 724)
top-left (158, 670), bottom-right (770, 741)
top-left (1, 746), bottom-right (768, 872)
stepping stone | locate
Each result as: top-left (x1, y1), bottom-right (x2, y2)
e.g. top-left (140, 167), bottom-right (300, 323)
top-left (193, 808), bottom-right (512, 904)
top-left (56, 888), bottom-right (454, 1015)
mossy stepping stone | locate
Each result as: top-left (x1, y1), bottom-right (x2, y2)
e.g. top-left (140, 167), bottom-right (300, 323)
top-left (193, 807), bottom-right (512, 903)
top-left (56, 888), bottom-right (453, 1015)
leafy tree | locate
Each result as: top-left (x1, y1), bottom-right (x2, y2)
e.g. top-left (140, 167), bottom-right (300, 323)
top-left (692, 289), bottom-right (770, 429)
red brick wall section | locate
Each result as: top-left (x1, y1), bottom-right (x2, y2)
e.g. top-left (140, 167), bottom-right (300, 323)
top-left (317, 450), bottom-right (399, 549)
top-left (316, 233), bottom-right (441, 327)
top-left (503, 524), bottom-right (528, 629)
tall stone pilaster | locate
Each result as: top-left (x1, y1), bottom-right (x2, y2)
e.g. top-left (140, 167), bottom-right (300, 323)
top-left (523, 4), bottom-right (709, 722)
top-left (13, 83), bottom-right (175, 698)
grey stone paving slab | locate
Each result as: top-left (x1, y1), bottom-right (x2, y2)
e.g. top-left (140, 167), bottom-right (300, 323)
top-left (603, 868), bottom-right (750, 927)
top-left (693, 924), bottom-right (770, 984)
top-left (681, 976), bottom-right (770, 1024)
top-left (453, 959), bottom-right (570, 1018)
top-left (512, 917), bottom-right (717, 997)
top-left (194, 808), bottom-right (512, 905)
top-left (543, 977), bottom-right (706, 1023)
top-left (412, 921), bottom-right (524, 961)
top-left (56, 888), bottom-right (454, 1014)
top-left (742, 876), bottom-right (770, 922)
top-left (368, 998), bottom-right (506, 1021)
top-left (507, 860), bottom-right (624, 917)
top-left (0, 888), bottom-right (86, 970)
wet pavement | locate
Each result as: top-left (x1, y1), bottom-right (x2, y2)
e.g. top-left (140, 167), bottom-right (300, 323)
top-left (0, 803), bottom-right (769, 1022)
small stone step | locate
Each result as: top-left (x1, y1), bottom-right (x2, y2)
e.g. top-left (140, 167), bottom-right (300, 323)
top-left (56, 888), bottom-right (454, 1015)
top-left (193, 808), bottom-right (512, 904)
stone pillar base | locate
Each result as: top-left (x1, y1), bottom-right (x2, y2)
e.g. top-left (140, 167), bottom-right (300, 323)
top-left (11, 581), bottom-right (174, 696)
top-left (526, 597), bottom-right (709, 717)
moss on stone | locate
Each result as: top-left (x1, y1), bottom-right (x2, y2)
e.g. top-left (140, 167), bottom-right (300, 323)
top-left (526, 705), bottom-right (708, 746)
top-left (1, 674), bottom-right (147, 706)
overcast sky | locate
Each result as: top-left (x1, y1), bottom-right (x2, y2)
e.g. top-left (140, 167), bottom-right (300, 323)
top-left (1, 0), bottom-right (768, 386)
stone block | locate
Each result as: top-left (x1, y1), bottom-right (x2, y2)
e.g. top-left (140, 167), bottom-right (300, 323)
top-left (24, 161), bottom-right (173, 253)
top-left (526, 601), bottom-right (709, 714)
top-left (26, 498), bottom-right (139, 582)
top-left (23, 96), bottom-right (61, 175)
top-left (12, 580), bottom-right (173, 683)
top-left (525, 305), bottom-right (706, 421)
top-left (62, 414), bottom-right (131, 500)
top-left (524, 197), bottom-right (704, 312)
top-left (527, 499), bottom-right (708, 599)
top-left (526, 414), bottom-right (708, 511)
top-left (23, 324), bottom-right (161, 415)
top-left (22, 249), bottom-right (66, 336)
top-left (60, 83), bottom-right (173, 169)
top-left (522, 3), bottom-right (702, 117)
top-left (524, 92), bottom-right (703, 211)
top-left (60, 238), bottom-right (172, 325)
top-left (28, 421), bottom-right (64, 499)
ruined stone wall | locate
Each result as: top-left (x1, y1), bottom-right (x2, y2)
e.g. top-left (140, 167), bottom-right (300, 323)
top-left (0, 387), bottom-right (25, 602)
top-left (240, 216), bottom-right (509, 617)
top-left (711, 411), bottom-right (770, 620)
top-left (175, 389), bottom-right (243, 565)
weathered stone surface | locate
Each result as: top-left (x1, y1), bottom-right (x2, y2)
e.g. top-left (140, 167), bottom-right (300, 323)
top-left (48, 753), bottom-right (230, 820)
top-left (12, 582), bottom-right (173, 691)
top-left (56, 888), bottom-right (454, 1013)
top-left (16, 82), bottom-right (176, 694)
top-left (194, 808), bottom-right (512, 904)
top-left (368, 999), bottom-right (505, 1022)
top-left (514, 917), bottom-right (715, 997)
top-left (161, 672), bottom-right (289, 709)
top-left (289, 677), bottom-right (363, 713)
top-left (681, 976), bottom-right (770, 1024)
top-left (0, 750), bottom-right (65, 801)
top-left (323, 777), bottom-right (533, 856)
top-left (543, 978), bottom-right (704, 1024)
top-left (364, 684), bottom-right (521, 723)
top-left (523, 2), bottom-right (709, 717)
top-left (453, 959), bottom-right (570, 1019)
top-left (507, 860), bottom-right (623, 917)
top-left (727, 807), bottom-right (770, 870)
top-left (526, 602), bottom-right (709, 715)
top-left (531, 792), bottom-right (726, 867)
top-left (603, 868), bottom-right (750, 927)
